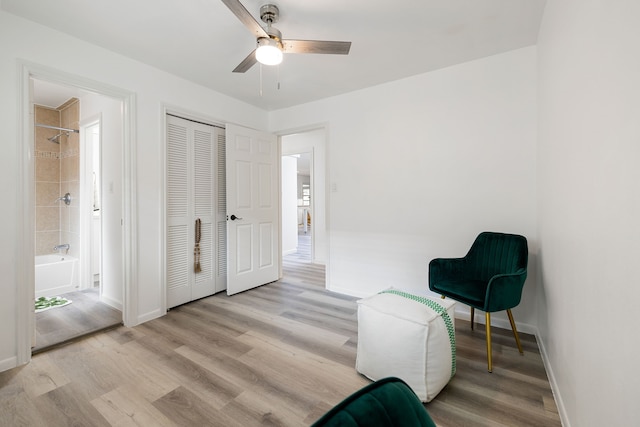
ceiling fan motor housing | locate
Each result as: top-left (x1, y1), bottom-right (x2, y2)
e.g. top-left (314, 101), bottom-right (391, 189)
top-left (260, 4), bottom-right (279, 24)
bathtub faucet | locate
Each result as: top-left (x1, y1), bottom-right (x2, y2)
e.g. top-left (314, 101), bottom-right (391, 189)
top-left (53, 244), bottom-right (70, 254)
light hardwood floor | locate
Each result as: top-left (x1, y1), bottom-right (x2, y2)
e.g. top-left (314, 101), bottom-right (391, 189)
top-left (1, 252), bottom-right (560, 426)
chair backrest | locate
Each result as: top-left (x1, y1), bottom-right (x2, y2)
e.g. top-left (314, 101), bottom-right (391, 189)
top-left (465, 232), bottom-right (528, 281)
top-left (311, 377), bottom-right (436, 427)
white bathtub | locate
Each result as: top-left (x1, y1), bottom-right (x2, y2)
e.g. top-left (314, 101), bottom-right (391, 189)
top-left (35, 254), bottom-right (79, 298)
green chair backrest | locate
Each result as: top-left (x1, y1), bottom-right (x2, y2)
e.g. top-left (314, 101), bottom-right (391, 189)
top-left (465, 232), bottom-right (528, 281)
top-left (311, 377), bottom-right (436, 427)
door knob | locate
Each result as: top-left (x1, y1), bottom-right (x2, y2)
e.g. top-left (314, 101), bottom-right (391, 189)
top-left (230, 214), bottom-right (243, 221)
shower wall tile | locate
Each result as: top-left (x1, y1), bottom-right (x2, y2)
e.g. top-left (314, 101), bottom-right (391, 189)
top-left (36, 207), bottom-right (59, 232)
top-left (35, 105), bottom-right (59, 125)
top-left (60, 99), bottom-right (78, 125)
top-left (35, 157), bottom-right (60, 182)
top-left (35, 129), bottom-right (60, 152)
top-left (69, 206), bottom-right (80, 234)
top-left (60, 205), bottom-right (70, 232)
top-left (36, 182), bottom-right (60, 207)
top-left (64, 156), bottom-right (78, 180)
top-left (59, 132), bottom-right (71, 152)
top-left (60, 157), bottom-right (69, 182)
top-left (60, 99), bottom-right (80, 257)
top-left (35, 105), bottom-right (61, 256)
top-left (60, 100), bottom-right (79, 151)
top-left (35, 106), bottom-right (61, 152)
top-left (35, 100), bottom-right (81, 260)
top-left (36, 231), bottom-right (60, 256)
top-left (66, 131), bottom-right (80, 154)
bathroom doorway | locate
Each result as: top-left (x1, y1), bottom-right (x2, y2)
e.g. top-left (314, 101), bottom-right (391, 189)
top-left (31, 79), bottom-right (122, 353)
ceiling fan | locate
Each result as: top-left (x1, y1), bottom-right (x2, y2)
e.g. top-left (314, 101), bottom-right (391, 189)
top-left (221, 0), bottom-right (352, 73)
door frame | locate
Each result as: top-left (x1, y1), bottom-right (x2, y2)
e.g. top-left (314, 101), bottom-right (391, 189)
top-left (16, 61), bottom-right (137, 365)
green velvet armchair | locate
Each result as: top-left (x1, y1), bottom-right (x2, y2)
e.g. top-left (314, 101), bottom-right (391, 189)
top-left (429, 232), bottom-right (528, 372)
top-left (311, 377), bottom-right (436, 427)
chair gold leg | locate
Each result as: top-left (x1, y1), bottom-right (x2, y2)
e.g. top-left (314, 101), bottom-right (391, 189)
top-left (486, 312), bottom-right (492, 373)
top-left (470, 307), bottom-right (475, 330)
top-left (440, 295), bottom-right (445, 299)
top-left (507, 309), bottom-right (524, 354)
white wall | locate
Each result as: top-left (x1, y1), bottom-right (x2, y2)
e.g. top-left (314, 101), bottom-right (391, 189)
top-left (0, 10), bottom-right (267, 370)
top-left (281, 130), bottom-right (328, 264)
top-left (80, 92), bottom-right (123, 309)
top-left (281, 156), bottom-right (298, 255)
top-left (537, 1), bottom-right (640, 425)
top-left (270, 47), bottom-right (538, 330)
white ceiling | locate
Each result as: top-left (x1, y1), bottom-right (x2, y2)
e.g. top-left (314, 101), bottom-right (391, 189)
top-left (4, 0), bottom-right (546, 111)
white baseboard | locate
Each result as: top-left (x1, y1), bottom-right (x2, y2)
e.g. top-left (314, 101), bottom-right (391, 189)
top-left (137, 308), bottom-right (164, 325)
top-left (536, 331), bottom-right (570, 427)
top-left (100, 294), bottom-right (122, 311)
top-left (453, 307), bottom-right (537, 335)
top-left (326, 284), bottom-right (370, 299)
top-left (0, 356), bottom-right (18, 373)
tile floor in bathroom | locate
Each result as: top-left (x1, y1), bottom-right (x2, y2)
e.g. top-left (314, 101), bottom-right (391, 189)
top-left (33, 287), bottom-right (122, 353)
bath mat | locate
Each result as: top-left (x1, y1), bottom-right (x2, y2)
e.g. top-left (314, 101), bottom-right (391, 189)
top-left (35, 296), bottom-right (72, 313)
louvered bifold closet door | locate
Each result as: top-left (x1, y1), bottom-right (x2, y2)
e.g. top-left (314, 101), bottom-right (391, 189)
top-left (216, 130), bottom-right (227, 292)
top-left (166, 115), bottom-right (218, 309)
top-left (191, 126), bottom-right (216, 300)
top-left (167, 118), bottom-right (191, 308)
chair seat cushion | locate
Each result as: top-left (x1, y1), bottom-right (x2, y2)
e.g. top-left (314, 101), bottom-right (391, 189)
top-left (430, 279), bottom-right (488, 308)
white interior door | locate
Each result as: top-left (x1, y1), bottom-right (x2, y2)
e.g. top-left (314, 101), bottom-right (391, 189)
top-left (226, 123), bottom-right (279, 295)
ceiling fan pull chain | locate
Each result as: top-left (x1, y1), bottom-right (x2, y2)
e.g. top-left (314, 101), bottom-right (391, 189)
top-left (277, 64), bottom-right (281, 90)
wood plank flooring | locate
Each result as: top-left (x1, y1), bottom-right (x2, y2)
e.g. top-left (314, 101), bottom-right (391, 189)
top-left (1, 253), bottom-right (560, 426)
top-left (33, 287), bottom-right (122, 354)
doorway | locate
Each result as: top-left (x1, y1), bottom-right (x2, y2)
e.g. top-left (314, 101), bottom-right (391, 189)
top-left (28, 76), bottom-right (127, 354)
top-left (281, 128), bottom-right (327, 266)
top-left (282, 152), bottom-right (312, 262)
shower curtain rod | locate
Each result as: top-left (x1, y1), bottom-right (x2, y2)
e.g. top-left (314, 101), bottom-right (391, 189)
top-left (35, 123), bottom-right (79, 133)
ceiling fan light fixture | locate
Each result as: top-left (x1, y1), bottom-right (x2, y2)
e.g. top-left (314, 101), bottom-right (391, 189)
top-left (256, 37), bottom-right (283, 65)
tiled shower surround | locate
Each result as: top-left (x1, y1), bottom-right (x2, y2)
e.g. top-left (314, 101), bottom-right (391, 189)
top-left (34, 99), bottom-right (80, 257)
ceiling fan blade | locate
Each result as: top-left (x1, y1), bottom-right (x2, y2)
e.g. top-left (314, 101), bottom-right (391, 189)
top-left (221, 0), bottom-right (269, 39)
top-left (282, 40), bottom-right (351, 55)
top-left (232, 49), bottom-right (258, 73)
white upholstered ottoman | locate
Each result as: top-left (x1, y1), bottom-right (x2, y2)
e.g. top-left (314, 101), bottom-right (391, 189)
top-left (356, 288), bottom-right (457, 402)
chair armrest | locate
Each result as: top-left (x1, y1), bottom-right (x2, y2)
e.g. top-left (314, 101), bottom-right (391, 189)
top-left (484, 268), bottom-right (527, 312)
top-left (429, 257), bottom-right (466, 290)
